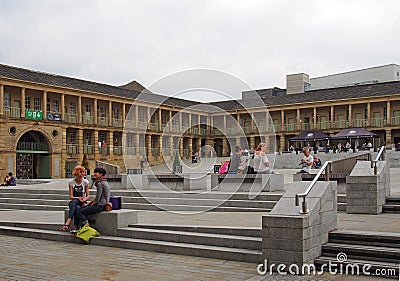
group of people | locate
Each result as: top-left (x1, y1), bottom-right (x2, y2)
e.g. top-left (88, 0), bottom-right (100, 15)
top-left (0, 172), bottom-right (16, 186)
top-left (60, 166), bottom-right (110, 234)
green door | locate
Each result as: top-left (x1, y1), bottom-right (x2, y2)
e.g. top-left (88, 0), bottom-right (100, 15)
top-left (38, 155), bottom-right (51, 178)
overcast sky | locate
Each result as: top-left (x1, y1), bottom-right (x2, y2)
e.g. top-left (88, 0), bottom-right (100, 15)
top-left (0, 0), bottom-right (399, 101)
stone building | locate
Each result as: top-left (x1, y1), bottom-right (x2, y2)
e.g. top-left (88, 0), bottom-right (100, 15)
top-left (1, 63), bottom-right (399, 179)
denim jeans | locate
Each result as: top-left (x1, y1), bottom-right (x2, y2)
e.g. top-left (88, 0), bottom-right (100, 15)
top-left (75, 204), bottom-right (105, 228)
top-left (68, 199), bottom-right (82, 220)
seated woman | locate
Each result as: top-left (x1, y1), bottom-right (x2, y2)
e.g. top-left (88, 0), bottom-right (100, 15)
top-left (60, 166), bottom-right (90, 231)
top-left (313, 155), bottom-right (322, 168)
top-left (1, 172), bottom-right (16, 186)
top-left (75, 167), bottom-right (110, 229)
top-left (254, 143), bottom-right (274, 174)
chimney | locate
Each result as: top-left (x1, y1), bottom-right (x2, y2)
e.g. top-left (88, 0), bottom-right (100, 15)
top-left (286, 73), bottom-right (310, 94)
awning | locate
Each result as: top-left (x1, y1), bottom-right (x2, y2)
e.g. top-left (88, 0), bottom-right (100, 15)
top-left (331, 128), bottom-right (378, 139)
top-left (289, 130), bottom-right (331, 142)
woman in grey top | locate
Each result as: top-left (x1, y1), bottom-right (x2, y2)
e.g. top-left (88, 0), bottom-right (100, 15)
top-left (75, 167), bottom-right (110, 228)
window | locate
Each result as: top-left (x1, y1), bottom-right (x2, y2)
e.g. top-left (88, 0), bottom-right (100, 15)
top-left (25, 96), bottom-right (31, 110)
top-left (113, 108), bottom-right (119, 120)
top-left (70, 102), bottom-right (76, 115)
top-left (100, 107), bottom-right (106, 118)
top-left (127, 133), bottom-right (134, 147)
top-left (85, 104), bottom-right (91, 116)
top-left (52, 99), bottom-right (59, 112)
top-left (4, 92), bottom-right (10, 108)
top-left (139, 112), bottom-right (144, 122)
top-left (85, 131), bottom-right (91, 145)
top-left (34, 97), bottom-right (41, 111)
top-left (69, 131), bottom-right (76, 144)
top-left (384, 107), bottom-right (387, 120)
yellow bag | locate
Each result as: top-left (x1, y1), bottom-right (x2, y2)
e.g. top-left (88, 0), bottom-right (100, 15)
top-left (76, 223), bottom-right (100, 244)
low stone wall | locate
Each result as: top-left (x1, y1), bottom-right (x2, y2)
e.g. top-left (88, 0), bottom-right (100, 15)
top-left (346, 160), bottom-right (390, 214)
top-left (261, 181), bottom-right (337, 269)
top-left (211, 174), bottom-right (284, 192)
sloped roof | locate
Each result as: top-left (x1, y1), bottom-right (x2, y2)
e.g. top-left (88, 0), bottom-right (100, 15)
top-left (331, 128), bottom-right (379, 139)
top-left (290, 130), bottom-right (331, 142)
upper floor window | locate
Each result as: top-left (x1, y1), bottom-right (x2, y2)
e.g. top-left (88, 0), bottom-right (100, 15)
top-left (139, 112), bottom-right (144, 122)
top-left (85, 104), bottom-right (91, 116)
top-left (4, 92), bottom-right (10, 108)
top-left (70, 102), bottom-right (76, 115)
top-left (113, 108), bottom-right (119, 120)
top-left (25, 96), bottom-right (31, 110)
top-left (34, 97), bottom-right (41, 111)
top-left (100, 106), bottom-right (106, 118)
top-left (52, 99), bottom-right (59, 112)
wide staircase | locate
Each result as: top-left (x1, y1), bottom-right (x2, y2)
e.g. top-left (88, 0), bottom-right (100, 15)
top-left (315, 230), bottom-right (400, 277)
top-left (0, 188), bottom-right (281, 212)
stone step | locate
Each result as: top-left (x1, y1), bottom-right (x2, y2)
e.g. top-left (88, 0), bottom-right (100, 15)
top-left (0, 193), bottom-right (69, 200)
top-left (128, 224), bottom-right (261, 237)
top-left (329, 230), bottom-right (400, 249)
top-left (386, 197), bottom-right (400, 204)
top-left (383, 204), bottom-right (400, 213)
top-left (117, 227), bottom-right (261, 250)
top-left (0, 202), bottom-right (65, 211)
top-left (121, 202), bottom-right (270, 212)
top-left (0, 197), bottom-right (69, 206)
top-left (314, 256), bottom-right (399, 277)
top-left (337, 194), bottom-right (346, 203)
top-left (123, 196), bottom-right (277, 209)
top-left (337, 203), bottom-right (346, 212)
top-left (0, 225), bottom-right (261, 263)
top-left (322, 242), bottom-right (400, 264)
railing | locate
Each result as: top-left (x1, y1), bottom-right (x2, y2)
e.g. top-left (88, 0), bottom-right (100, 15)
top-left (391, 116), bottom-right (400, 125)
top-left (82, 115), bottom-right (94, 125)
top-left (99, 146), bottom-right (109, 155)
top-left (352, 119), bottom-right (367, 127)
top-left (369, 118), bottom-right (385, 127)
top-left (371, 146), bottom-right (386, 175)
top-left (3, 107), bottom-right (21, 118)
top-left (64, 113), bottom-right (78, 124)
top-left (112, 118), bottom-right (123, 128)
top-left (113, 146), bottom-right (123, 155)
top-left (126, 146), bottom-right (136, 155)
top-left (83, 145), bottom-right (94, 155)
top-left (295, 161), bottom-right (332, 214)
top-left (97, 117), bottom-right (109, 127)
top-left (66, 144), bottom-right (79, 154)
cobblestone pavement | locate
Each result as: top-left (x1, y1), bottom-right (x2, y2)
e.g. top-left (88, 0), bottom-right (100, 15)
top-left (0, 235), bottom-right (256, 281)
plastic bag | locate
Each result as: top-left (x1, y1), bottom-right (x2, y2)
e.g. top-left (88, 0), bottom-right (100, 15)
top-left (76, 223), bottom-right (100, 244)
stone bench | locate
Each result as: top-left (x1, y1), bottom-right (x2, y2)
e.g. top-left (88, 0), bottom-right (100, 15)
top-left (64, 209), bottom-right (138, 236)
top-left (211, 173), bottom-right (284, 192)
top-left (126, 174), bottom-right (211, 191)
top-left (293, 172), bottom-right (348, 182)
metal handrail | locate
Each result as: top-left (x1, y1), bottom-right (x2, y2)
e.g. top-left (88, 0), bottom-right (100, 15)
top-left (371, 146), bottom-right (386, 175)
top-left (295, 161), bottom-right (332, 214)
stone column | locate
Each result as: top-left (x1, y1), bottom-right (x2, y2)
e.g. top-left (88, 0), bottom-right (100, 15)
top-left (135, 105), bottom-right (139, 127)
top-left (134, 133), bottom-right (140, 156)
top-left (386, 130), bottom-right (392, 146)
top-left (296, 108), bottom-right (300, 130)
top-left (94, 130), bottom-right (99, 155)
top-left (122, 103), bottom-right (126, 125)
top-left (109, 101), bottom-right (113, 126)
top-left (0, 84), bottom-right (4, 115)
top-left (169, 110), bottom-right (173, 132)
top-left (222, 138), bottom-right (228, 157)
top-left (61, 93), bottom-right (65, 120)
top-left (387, 101), bottom-right (391, 125)
top-left (198, 115), bottom-right (201, 133)
top-left (77, 128), bottom-right (83, 154)
top-left (108, 130), bottom-right (114, 160)
top-left (188, 113), bottom-right (192, 133)
top-left (188, 137), bottom-right (193, 155)
top-left (313, 107), bottom-right (317, 129)
top-left (223, 115), bottom-right (227, 134)
top-left (250, 137), bottom-right (255, 150)
top-left (158, 109), bottom-right (162, 131)
top-left (77, 96), bottom-right (81, 124)
top-left (330, 105), bottom-right (334, 127)
top-left (281, 110), bottom-right (284, 132)
top-left (179, 137), bottom-right (184, 158)
top-left (265, 135), bottom-right (271, 152)
top-left (251, 113), bottom-right (255, 133)
top-left (279, 134), bottom-right (285, 152)
top-left (367, 102), bottom-right (371, 127)
top-left (158, 135), bottom-right (163, 157)
top-left (348, 104), bottom-right (352, 126)
top-left (43, 91), bottom-right (47, 118)
top-left (21, 87), bottom-right (26, 117)
top-left (94, 98), bottom-right (98, 125)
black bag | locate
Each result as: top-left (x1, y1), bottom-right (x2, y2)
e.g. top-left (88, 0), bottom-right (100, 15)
top-left (247, 166), bottom-right (255, 174)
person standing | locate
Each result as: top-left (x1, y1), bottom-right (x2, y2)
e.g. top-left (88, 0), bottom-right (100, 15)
top-left (297, 147), bottom-right (314, 174)
top-left (75, 167), bottom-right (110, 228)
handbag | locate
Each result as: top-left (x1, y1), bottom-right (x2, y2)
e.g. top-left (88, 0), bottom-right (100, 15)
top-left (76, 223), bottom-right (100, 244)
top-left (100, 180), bottom-right (112, 212)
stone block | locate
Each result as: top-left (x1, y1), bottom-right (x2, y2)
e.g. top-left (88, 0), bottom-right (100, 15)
top-left (183, 174), bottom-right (211, 191)
top-left (126, 175), bottom-right (149, 190)
top-left (64, 209), bottom-right (138, 236)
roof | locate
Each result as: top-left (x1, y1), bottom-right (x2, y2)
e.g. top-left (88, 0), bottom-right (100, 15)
top-left (0, 63), bottom-right (199, 109)
top-left (289, 130), bottom-right (331, 142)
top-left (331, 128), bottom-right (378, 139)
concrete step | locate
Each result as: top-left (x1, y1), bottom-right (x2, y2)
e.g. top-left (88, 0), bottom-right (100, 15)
top-left (322, 242), bottom-right (400, 264)
top-left (337, 194), bottom-right (346, 203)
top-left (329, 230), bottom-right (400, 249)
top-left (0, 193), bottom-right (69, 200)
top-left (0, 202), bottom-right (65, 211)
top-left (121, 202), bottom-right (270, 212)
top-left (386, 197), bottom-right (400, 204)
top-left (0, 197), bottom-right (69, 206)
top-left (123, 196), bottom-right (277, 209)
top-left (383, 204), bottom-right (400, 213)
top-left (0, 225), bottom-right (261, 263)
top-left (314, 256), bottom-right (399, 277)
top-left (128, 224), bottom-right (261, 237)
top-left (118, 227), bottom-right (261, 250)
